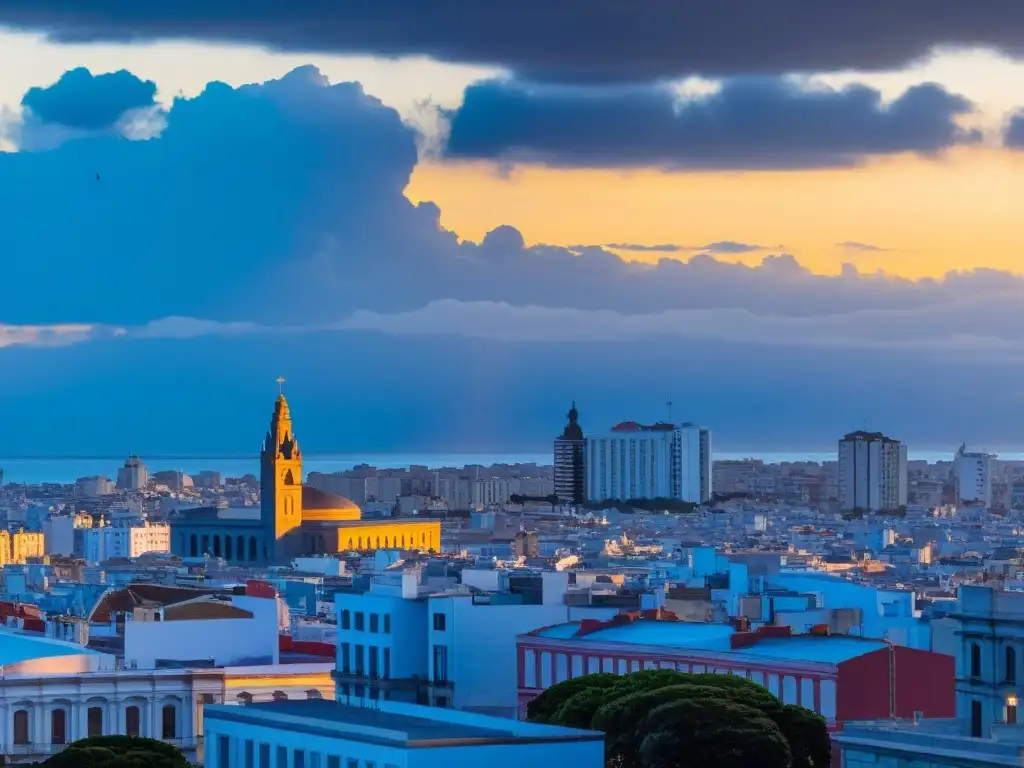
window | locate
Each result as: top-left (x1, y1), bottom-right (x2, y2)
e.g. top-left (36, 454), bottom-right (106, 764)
top-left (13, 710), bottom-right (28, 746)
top-left (294, 750), bottom-right (306, 768)
top-left (340, 610), bottom-right (350, 630)
top-left (370, 614), bottom-right (379, 633)
top-left (433, 612), bottom-right (446, 631)
top-left (126, 705), bottom-right (140, 737)
top-left (51, 709), bottom-right (67, 745)
top-left (384, 647), bottom-right (391, 680)
top-left (355, 612), bottom-right (365, 631)
top-left (245, 741), bottom-right (255, 768)
top-left (369, 647), bottom-right (379, 679)
top-left (1007, 646), bottom-right (1017, 683)
top-left (433, 644), bottom-right (448, 683)
top-left (341, 642), bottom-right (351, 673)
top-left (162, 704), bottom-right (177, 739)
top-left (971, 643), bottom-right (982, 678)
top-left (88, 706), bottom-right (103, 737)
top-left (355, 645), bottom-right (365, 675)
top-left (259, 743), bottom-right (271, 768)
top-left (972, 699), bottom-right (983, 738)
top-left (277, 746), bottom-right (288, 768)
top-left (218, 736), bottom-right (231, 768)
top-left (384, 614), bottom-right (391, 634)
top-left (327, 757), bottom-right (340, 768)
top-left (1008, 695), bottom-right (1019, 725)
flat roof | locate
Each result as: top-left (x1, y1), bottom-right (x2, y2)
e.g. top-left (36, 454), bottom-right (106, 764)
top-left (532, 620), bottom-right (887, 664)
top-left (205, 700), bottom-right (601, 749)
top-left (0, 630), bottom-right (101, 666)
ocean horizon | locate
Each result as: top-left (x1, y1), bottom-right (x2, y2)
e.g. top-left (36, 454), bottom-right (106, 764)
top-left (1, 449), bottom-right (1021, 486)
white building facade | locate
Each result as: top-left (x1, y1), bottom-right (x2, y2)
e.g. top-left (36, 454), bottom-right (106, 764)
top-left (838, 430), bottom-right (908, 512)
top-left (954, 444), bottom-right (994, 507)
top-left (77, 522), bottom-right (171, 564)
top-left (585, 422), bottom-right (711, 504)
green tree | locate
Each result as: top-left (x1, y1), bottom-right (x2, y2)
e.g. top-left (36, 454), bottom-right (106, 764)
top-left (526, 672), bottom-right (620, 722)
top-left (43, 736), bottom-right (190, 768)
top-left (638, 699), bottom-right (792, 768)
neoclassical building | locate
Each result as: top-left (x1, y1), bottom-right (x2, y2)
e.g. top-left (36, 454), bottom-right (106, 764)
top-left (171, 392), bottom-right (440, 565)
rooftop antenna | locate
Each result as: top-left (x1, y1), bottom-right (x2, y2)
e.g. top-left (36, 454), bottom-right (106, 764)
top-left (666, 396), bottom-right (674, 425)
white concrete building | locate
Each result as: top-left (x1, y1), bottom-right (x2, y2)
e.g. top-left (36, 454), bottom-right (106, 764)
top-left (838, 431), bottom-right (908, 512)
top-left (0, 662), bottom-right (334, 764)
top-left (77, 521), bottom-right (171, 564)
top-left (954, 444), bottom-right (994, 507)
top-left (585, 421), bottom-right (711, 504)
top-left (334, 567), bottom-right (634, 718)
top-left (203, 699), bottom-right (604, 768)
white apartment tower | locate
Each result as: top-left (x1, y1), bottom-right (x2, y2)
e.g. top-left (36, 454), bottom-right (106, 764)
top-left (585, 421), bottom-right (711, 504)
top-left (838, 431), bottom-right (908, 512)
top-left (954, 443), bottom-right (994, 507)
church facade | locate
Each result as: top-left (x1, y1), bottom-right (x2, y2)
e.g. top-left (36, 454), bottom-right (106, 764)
top-left (171, 393), bottom-right (440, 565)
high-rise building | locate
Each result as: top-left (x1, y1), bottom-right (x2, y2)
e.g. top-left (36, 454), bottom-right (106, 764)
top-left (954, 443), bottom-right (994, 507)
top-left (553, 402), bottom-right (586, 505)
top-left (838, 431), bottom-right (908, 512)
top-left (585, 421), bottom-right (711, 504)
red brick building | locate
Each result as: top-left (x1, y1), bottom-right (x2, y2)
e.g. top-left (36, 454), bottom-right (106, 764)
top-left (517, 614), bottom-right (954, 731)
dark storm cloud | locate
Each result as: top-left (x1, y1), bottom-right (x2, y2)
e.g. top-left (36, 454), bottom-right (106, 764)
top-left (1004, 110), bottom-right (1024, 147)
top-left (443, 78), bottom-right (980, 169)
top-left (0, 65), bottom-right (1013, 331)
top-left (2, 1), bottom-right (1024, 82)
top-left (21, 67), bottom-right (157, 129)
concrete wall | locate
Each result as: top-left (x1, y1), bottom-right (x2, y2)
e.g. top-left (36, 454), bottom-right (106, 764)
top-left (125, 615), bottom-right (278, 669)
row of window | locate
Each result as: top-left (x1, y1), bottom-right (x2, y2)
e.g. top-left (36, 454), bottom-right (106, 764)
top-left (339, 611), bottom-right (391, 633)
top-left (339, 644), bottom-right (392, 679)
top-left (12, 704), bottom-right (178, 746)
top-left (217, 737), bottom-right (400, 768)
top-left (969, 642), bottom-right (1018, 682)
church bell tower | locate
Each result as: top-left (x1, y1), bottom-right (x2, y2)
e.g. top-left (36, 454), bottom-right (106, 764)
top-left (261, 388), bottom-right (304, 548)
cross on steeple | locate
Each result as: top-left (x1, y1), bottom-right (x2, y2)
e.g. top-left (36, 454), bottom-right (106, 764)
top-left (276, 376), bottom-right (286, 395)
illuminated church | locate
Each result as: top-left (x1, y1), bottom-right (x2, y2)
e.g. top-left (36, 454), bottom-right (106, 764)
top-left (170, 391), bottom-right (440, 565)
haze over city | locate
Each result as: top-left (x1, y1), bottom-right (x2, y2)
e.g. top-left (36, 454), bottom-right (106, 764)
top-left (3, 5), bottom-right (1024, 454)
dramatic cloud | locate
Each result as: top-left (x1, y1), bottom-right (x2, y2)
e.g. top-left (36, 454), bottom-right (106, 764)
top-left (443, 78), bottom-right (980, 169)
top-left (21, 67), bottom-right (157, 130)
top-left (3, 64), bottom-right (1023, 454)
top-left (605, 241), bottom-right (770, 254)
top-left (2, 2), bottom-right (1024, 83)
top-left (837, 241), bottom-right (891, 252)
top-left (1004, 110), bottom-right (1024, 147)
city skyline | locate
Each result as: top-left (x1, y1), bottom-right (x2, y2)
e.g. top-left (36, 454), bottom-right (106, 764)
top-left (3, 8), bottom-right (1024, 452)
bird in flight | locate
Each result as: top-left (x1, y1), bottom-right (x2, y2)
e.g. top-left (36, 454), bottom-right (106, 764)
top-left (95, 172), bottom-right (101, 181)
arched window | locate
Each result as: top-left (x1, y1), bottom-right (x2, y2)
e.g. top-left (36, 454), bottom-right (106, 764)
top-left (51, 708), bottom-right (67, 745)
top-left (189, 534), bottom-right (198, 558)
top-left (126, 705), bottom-right (141, 737)
top-left (401, 536), bottom-right (406, 548)
top-left (249, 536), bottom-right (258, 562)
top-left (237, 536), bottom-right (246, 562)
top-left (87, 706), bottom-right (104, 737)
top-left (225, 536), bottom-right (233, 560)
top-left (972, 643), bottom-right (983, 678)
top-left (162, 704), bottom-right (177, 739)
top-left (1007, 646), bottom-right (1017, 683)
top-left (357, 538), bottom-right (363, 550)
top-left (213, 536), bottom-right (222, 558)
top-left (384, 537), bottom-right (390, 548)
top-left (13, 709), bottom-right (29, 745)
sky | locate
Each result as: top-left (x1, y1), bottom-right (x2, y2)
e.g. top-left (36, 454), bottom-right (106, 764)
top-left (1, 3), bottom-right (1024, 456)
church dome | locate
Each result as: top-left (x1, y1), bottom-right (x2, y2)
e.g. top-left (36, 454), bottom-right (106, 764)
top-left (301, 485), bottom-right (361, 522)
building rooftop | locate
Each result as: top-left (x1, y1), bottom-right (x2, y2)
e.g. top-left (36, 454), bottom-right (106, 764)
top-left (205, 700), bottom-right (602, 748)
top-left (0, 629), bottom-right (101, 665)
top-left (531, 620), bottom-right (887, 664)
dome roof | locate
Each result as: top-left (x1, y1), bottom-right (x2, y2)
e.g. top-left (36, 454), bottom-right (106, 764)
top-left (301, 485), bottom-right (360, 513)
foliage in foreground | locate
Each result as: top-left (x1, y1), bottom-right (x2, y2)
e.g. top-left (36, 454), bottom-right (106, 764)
top-left (528, 669), bottom-right (831, 768)
top-left (42, 735), bottom-right (190, 768)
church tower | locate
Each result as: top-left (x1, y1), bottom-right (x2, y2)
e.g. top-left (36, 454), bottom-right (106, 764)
top-left (261, 392), bottom-right (304, 551)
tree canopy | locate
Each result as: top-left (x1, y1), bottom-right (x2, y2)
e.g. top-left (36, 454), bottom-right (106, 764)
top-left (42, 736), bottom-right (191, 768)
top-left (529, 669), bottom-right (830, 768)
